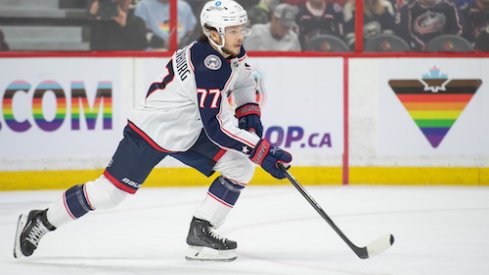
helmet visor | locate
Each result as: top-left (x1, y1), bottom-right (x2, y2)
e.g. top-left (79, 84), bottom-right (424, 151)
top-left (225, 25), bottom-right (251, 38)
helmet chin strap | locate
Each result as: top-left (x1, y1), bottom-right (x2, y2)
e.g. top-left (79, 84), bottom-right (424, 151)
top-left (205, 30), bottom-right (229, 57)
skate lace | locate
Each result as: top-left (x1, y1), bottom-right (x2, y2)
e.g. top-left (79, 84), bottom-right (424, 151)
top-left (209, 228), bottom-right (227, 244)
top-left (26, 219), bottom-right (48, 246)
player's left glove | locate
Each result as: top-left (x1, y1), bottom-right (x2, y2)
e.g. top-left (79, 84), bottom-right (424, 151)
top-left (235, 103), bottom-right (263, 138)
top-left (249, 139), bottom-right (292, 179)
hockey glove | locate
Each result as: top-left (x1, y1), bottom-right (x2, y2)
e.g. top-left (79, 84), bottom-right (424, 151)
top-left (235, 103), bottom-right (263, 137)
top-left (249, 139), bottom-right (292, 179)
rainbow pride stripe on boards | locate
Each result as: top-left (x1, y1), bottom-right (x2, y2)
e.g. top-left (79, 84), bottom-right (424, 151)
top-left (3, 80), bottom-right (68, 132)
top-left (33, 80), bottom-right (66, 131)
top-left (2, 80), bottom-right (113, 132)
top-left (389, 69), bottom-right (482, 148)
top-left (3, 80), bottom-right (32, 132)
top-left (71, 81), bottom-right (112, 130)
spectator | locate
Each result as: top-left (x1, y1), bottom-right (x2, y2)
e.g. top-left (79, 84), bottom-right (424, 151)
top-left (88, 0), bottom-right (148, 51)
top-left (343, 0), bottom-right (397, 48)
top-left (0, 28), bottom-right (9, 51)
top-left (244, 3), bottom-right (302, 51)
top-left (247, 0), bottom-right (280, 25)
top-left (187, 0), bottom-right (208, 19)
top-left (461, 0), bottom-right (489, 50)
top-left (342, 0), bottom-right (355, 47)
top-left (135, 0), bottom-right (197, 49)
top-left (283, 0), bottom-right (307, 5)
top-left (285, 0), bottom-right (346, 5)
top-left (365, 0), bottom-right (397, 36)
top-left (296, 0), bottom-right (346, 49)
top-left (238, 0), bottom-right (261, 10)
top-left (331, 0), bottom-right (347, 6)
top-left (455, 0), bottom-right (474, 8)
top-left (392, 0), bottom-right (405, 17)
top-left (475, 26), bottom-right (489, 50)
top-left (398, 0), bottom-right (464, 51)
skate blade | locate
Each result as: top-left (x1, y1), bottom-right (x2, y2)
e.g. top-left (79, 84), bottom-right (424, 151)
top-left (185, 246), bottom-right (237, 262)
top-left (13, 214), bottom-right (27, 259)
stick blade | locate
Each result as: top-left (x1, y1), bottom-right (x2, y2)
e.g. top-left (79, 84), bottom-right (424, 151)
top-left (364, 234), bottom-right (394, 258)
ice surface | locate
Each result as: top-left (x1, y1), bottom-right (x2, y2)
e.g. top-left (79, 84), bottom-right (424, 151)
top-left (1, 186), bottom-right (489, 275)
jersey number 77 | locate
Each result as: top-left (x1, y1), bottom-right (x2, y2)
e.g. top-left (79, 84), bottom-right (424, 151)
top-left (197, 89), bottom-right (221, 109)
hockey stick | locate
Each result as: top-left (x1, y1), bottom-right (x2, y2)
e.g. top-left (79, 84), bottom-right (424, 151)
top-left (278, 163), bottom-right (394, 259)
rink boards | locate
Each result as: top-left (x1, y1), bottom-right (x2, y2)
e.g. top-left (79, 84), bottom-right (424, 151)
top-left (0, 57), bottom-right (488, 189)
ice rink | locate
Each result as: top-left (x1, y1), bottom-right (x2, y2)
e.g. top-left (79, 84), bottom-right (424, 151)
top-left (1, 185), bottom-right (489, 275)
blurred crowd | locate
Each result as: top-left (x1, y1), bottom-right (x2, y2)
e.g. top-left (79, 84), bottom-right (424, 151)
top-left (87, 0), bottom-right (197, 50)
top-left (0, 0), bottom-right (488, 52)
top-left (240, 0), bottom-right (489, 52)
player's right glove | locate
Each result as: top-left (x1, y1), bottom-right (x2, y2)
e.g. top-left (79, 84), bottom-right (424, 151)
top-left (249, 139), bottom-right (292, 179)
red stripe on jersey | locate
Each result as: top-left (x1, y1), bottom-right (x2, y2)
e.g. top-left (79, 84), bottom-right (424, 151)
top-left (213, 149), bottom-right (227, 162)
top-left (213, 70), bottom-right (256, 148)
top-left (222, 70), bottom-right (235, 93)
top-left (127, 121), bottom-right (173, 153)
top-left (216, 104), bottom-right (255, 148)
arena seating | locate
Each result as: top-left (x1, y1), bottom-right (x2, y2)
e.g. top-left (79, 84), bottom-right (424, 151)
top-left (0, 0), bottom-right (88, 51)
top-left (365, 34), bottom-right (411, 52)
top-left (304, 34), bottom-right (351, 52)
top-left (425, 34), bottom-right (474, 52)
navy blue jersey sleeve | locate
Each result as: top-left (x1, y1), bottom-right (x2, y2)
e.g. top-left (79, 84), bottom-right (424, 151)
top-left (190, 42), bottom-right (257, 153)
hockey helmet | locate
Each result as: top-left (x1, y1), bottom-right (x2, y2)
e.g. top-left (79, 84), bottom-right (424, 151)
top-left (200, 0), bottom-right (248, 34)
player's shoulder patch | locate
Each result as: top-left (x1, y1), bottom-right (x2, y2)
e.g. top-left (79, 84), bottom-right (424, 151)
top-left (204, 54), bottom-right (222, 71)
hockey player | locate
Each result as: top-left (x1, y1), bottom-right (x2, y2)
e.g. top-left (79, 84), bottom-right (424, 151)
top-left (13, 0), bottom-right (292, 262)
top-left (296, 0), bottom-right (346, 49)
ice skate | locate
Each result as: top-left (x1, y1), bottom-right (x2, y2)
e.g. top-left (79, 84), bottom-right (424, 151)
top-left (13, 209), bottom-right (56, 258)
top-left (185, 217), bottom-right (237, 262)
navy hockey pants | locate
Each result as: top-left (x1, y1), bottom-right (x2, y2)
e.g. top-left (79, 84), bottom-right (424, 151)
top-left (104, 122), bottom-right (225, 194)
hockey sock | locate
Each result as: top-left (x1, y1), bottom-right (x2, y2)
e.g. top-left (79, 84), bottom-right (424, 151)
top-left (208, 176), bottom-right (244, 207)
top-left (194, 176), bottom-right (244, 228)
top-left (47, 175), bottom-right (128, 228)
top-left (47, 184), bottom-right (94, 227)
top-left (63, 184), bottom-right (94, 219)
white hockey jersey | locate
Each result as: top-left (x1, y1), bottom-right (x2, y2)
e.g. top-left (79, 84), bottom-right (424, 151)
top-left (128, 41), bottom-right (260, 154)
